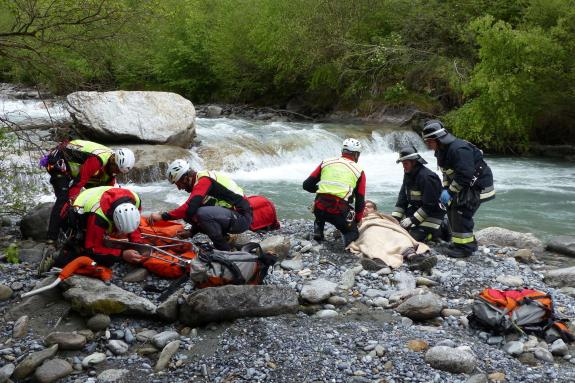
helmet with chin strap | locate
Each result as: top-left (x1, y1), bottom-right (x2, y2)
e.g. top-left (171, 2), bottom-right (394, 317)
top-left (113, 148), bottom-right (135, 173)
top-left (396, 145), bottom-right (427, 164)
top-left (342, 138), bottom-right (362, 153)
top-left (167, 159), bottom-right (191, 184)
top-left (113, 203), bottom-right (140, 234)
top-left (422, 120), bottom-right (456, 145)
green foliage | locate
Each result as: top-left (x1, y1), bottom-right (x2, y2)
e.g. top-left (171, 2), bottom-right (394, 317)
top-left (5, 243), bottom-right (20, 264)
top-left (1, 0), bottom-right (575, 151)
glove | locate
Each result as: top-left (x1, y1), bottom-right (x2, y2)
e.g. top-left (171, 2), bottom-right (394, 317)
top-left (440, 189), bottom-right (452, 206)
top-left (400, 217), bottom-right (413, 229)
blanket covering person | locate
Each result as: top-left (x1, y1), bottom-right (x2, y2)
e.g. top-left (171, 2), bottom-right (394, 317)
top-left (347, 212), bottom-right (431, 269)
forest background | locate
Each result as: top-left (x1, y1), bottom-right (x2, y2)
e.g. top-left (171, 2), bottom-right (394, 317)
top-left (1, 0), bottom-right (575, 153)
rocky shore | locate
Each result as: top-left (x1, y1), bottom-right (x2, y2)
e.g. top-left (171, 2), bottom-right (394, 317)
top-left (1, 217), bottom-right (575, 383)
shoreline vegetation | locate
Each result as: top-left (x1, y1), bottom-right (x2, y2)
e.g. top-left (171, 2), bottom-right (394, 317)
top-left (1, 0), bottom-right (575, 154)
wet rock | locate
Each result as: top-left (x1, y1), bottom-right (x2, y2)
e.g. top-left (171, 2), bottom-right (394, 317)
top-left (496, 275), bottom-right (524, 287)
top-left (86, 313), bottom-right (111, 331)
top-left (396, 293), bottom-right (443, 321)
top-left (544, 266), bottom-right (575, 287)
top-left (406, 339), bottom-right (429, 352)
top-left (67, 91), bottom-right (196, 147)
top-left (155, 340), bottom-right (180, 371)
top-left (12, 315), bottom-right (29, 338)
top-left (0, 284), bottom-right (13, 301)
top-left (487, 372), bottom-right (506, 382)
top-left (152, 331), bottom-right (180, 349)
top-left (550, 339), bottom-right (568, 356)
top-left (62, 275), bottom-right (157, 316)
top-left (82, 352), bottom-right (107, 368)
top-left (13, 344), bottom-right (59, 379)
top-left (180, 285), bottom-right (298, 326)
top-left (122, 268), bottom-right (149, 282)
top-left (300, 279), bottom-right (338, 303)
top-left (424, 346), bottom-right (477, 374)
top-left (156, 289), bottom-right (182, 322)
top-left (534, 348), bottom-right (554, 363)
top-left (107, 340), bottom-right (129, 355)
top-left (514, 249), bottom-right (537, 264)
top-left (547, 236), bottom-right (575, 257)
top-left (440, 308), bottom-right (462, 317)
top-left (20, 202), bottom-right (53, 241)
top-left (0, 363), bottom-right (15, 383)
top-left (206, 105), bottom-right (223, 118)
top-left (44, 332), bottom-right (86, 350)
top-left (97, 368), bottom-right (129, 382)
top-left (502, 341), bottom-right (524, 356)
top-left (476, 227), bottom-right (543, 252)
top-left (259, 235), bottom-right (291, 259)
top-left (315, 309), bottom-right (338, 319)
top-left (280, 257), bottom-right (303, 271)
top-left (136, 329), bottom-right (158, 342)
top-left (34, 359), bottom-right (72, 383)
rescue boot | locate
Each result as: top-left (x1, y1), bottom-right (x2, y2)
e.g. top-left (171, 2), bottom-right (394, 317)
top-left (406, 252), bottom-right (438, 272)
top-left (313, 221), bottom-right (325, 242)
top-left (445, 246), bottom-right (473, 258)
top-left (361, 258), bottom-right (387, 271)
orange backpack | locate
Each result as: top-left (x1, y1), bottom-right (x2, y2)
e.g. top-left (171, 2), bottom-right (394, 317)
top-left (470, 288), bottom-right (574, 343)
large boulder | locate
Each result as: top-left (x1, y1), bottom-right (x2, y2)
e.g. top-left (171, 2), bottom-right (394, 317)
top-left (66, 91), bottom-right (196, 148)
top-left (62, 276), bottom-right (156, 316)
top-left (547, 236), bottom-right (575, 257)
top-left (476, 227), bottom-right (543, 252)
top-left (179, 285), bottom-right (298, 326)
top-left (544, 267), bottom-right (575, 288)
top-left (396, 292), bottom-right (443, 321)
top-left (117, 144), bottom-right (192, 183)
top-left (20, 202), bottom-right (54, 241)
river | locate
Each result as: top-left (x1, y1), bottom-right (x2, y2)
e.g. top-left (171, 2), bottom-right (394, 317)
top-left (130, 117), bottom-right (575, 246)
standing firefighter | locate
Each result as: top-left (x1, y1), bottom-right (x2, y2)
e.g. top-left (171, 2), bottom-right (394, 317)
top-left (147, 160), bottom-right (252, 251)
top-left (303, 138), bottom-right (366, 246)
top-left (42, 140), bottom-right (135, 243)
top-left (422, 120), bottom-right (495, 258)
top-left (392, 145), bottom-right (445, 242)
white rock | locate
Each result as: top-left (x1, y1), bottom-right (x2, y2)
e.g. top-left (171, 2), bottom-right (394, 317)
top-left (496, 275), bottom-right (524, 287)
top-left (550, 339), bottom-right (568, 356)
top-left (81, 352), bottom-right (107, 368)
top-left (107, 340), bottom-right (129, 355)
top-left (502, 341), bottom-right (524, 356)
top-left (424, 346), bottom-right (477, 373)
top-left (66, 91), bottom-right (196, 147)
top-left (300, 279), bottom-right (337, 303)
top-left (315, 309), bottom-right (338, 319)
top-left (364, 289), bottom-right (386, 298)
top-left (373, 297), bottom-right (389, 307)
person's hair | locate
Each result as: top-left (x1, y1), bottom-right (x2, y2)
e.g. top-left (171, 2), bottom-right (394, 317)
top-left (365, 200), bottom-right (377, 210)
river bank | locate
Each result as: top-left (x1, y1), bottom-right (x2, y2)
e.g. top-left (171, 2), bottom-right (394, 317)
top-left (1, 217), bottom-right (575, 383)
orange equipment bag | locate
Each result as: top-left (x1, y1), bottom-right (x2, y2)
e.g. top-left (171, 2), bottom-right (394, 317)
top-left (469, 288), bottom-right (574, 343)
top-left (248, 195), bottom-right (280, 231)
top-left (142, 250), bottom-right (197, 279)
top-left (139, 217), bottom-right (186, 238)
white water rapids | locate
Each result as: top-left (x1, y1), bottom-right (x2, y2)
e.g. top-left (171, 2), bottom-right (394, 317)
top-left (128, 118), bottom-right (575, 241)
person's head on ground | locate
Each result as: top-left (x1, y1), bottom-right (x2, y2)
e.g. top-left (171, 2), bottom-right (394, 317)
top-left (422, 120), bottom-right (455, 151)
top-left (110, 148), bottom-right (135, 174)
top-left (364, 200), bottom-right (377, 215)
top-left (396, 145), bottom-right (427, 173)
top-left (167, 159), bottom-right (196, 192)
top-left (342, 138), bottom-right (362, 162)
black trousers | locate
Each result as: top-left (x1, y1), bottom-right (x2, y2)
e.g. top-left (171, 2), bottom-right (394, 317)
top-left (192, 206), bottom-right (252, 251)
top-left (48, 172), bottom-right (72, 241)
top-left (313, 208), bottom-right (359, 246)
top-left (409, 226), bottom-right (438, 242)
top-left (448, 202), bottom-right (480, 252)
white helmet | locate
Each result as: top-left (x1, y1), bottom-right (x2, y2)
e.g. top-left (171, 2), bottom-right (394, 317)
top-left (342, 138), bottom-right (362, 153)
top-left (113, 148), bottom-right (135, 174)
top-left (113, 203), bottom-right (140, 234)
top-left (167, 159), bottom-right (190, 184)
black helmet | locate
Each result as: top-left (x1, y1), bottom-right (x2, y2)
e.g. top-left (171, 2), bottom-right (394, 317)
top-left (422, 120), bottom-right (456, 144)
top-left (396, 145), bottom-right (427, 164)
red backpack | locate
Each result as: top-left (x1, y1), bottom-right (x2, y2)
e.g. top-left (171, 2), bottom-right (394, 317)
top-left (248, 195), bottom-right (280, 231)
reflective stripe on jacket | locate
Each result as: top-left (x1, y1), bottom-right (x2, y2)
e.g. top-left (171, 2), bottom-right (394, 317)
top-left (317, 157), bottom-right (362, 201)
top-left (195, 170), bottom-right (244, 209)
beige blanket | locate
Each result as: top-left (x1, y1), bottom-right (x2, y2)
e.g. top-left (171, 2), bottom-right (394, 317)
top-left (347, 212), bottom-right (430, 268)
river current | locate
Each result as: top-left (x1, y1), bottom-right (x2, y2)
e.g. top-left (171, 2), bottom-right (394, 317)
top-left (129, 118), bottom-right (575, 244)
